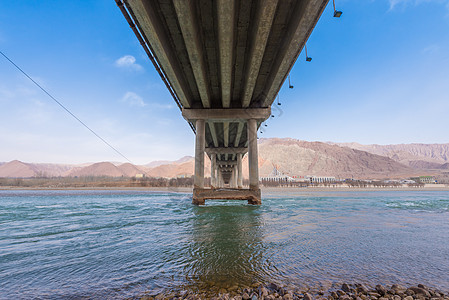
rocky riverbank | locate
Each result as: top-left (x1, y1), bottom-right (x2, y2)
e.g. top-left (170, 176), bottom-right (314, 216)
top-left (139, 283), bottom-right (448, 300)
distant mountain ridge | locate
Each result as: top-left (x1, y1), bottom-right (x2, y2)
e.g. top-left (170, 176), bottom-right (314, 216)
top-left (144, 156), bottom-right (194, 168)
top-left (331, 142), bottom-right (449, 169)
top-left (1, 138), bottom-right (446, 179)
top-left (257, 138), bottom-right (414, 179)
top-left (67, 162), bottom-right (146, 177)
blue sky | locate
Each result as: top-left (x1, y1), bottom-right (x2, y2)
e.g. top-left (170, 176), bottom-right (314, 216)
top-left (1, 0), bottom-right (448, 164)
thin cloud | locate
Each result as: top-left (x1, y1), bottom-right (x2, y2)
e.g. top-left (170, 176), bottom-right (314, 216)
top-left (114, 55), bottom-right (143, 71)
top-left (120, 91), bottom-right (147, 107)
top-left (153, 103), bottom-right (174, 110)
top-left (0, 86), bottom-right (15, 99)
top-left (423, 44), bottom-right (441, 54)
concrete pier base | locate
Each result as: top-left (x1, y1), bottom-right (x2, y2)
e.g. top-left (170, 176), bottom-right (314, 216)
top-left (192, 188), bottom-right (261, 205)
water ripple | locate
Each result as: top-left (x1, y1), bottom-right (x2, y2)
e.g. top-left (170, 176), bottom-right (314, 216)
top-left (0, 190), bottom-right (448, 299)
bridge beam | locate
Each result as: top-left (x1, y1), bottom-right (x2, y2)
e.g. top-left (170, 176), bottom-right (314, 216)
top-left (127, 0), bottom-right (192, 108)
top-left (173, 0), bottom-right (211, 108)
top-left (206, 147), bottom-right (247, 155)
top-left (217, 0), bottom-right (235, 108)
top-left (223, 121), bottom-right (229, 148)
top-left (208, 122), bottom-right (219, 148)
top-left (262, 0), bottom-right (328, 107)
top-left (234, 122), bottom-right (244, 147)
top-left (182, 108), bottom-right (271, 122)
top-left (242, 0), bottom-right (279, 108)
top-left (217, 160), bottom-right (237, 166)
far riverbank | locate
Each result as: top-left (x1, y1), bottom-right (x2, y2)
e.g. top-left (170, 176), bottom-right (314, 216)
top-left (1, 185), bottom-right (449, 192)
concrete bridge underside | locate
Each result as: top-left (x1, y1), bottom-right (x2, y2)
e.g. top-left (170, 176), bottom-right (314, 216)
top-left (117, 0), bottom-right (328, 204)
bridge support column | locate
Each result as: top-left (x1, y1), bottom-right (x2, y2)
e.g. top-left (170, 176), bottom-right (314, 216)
top-left (211, 153), bottom-right (216, 188)
top-left (237, 153), bottom-right (243, 188)
top-left (193, 119), bottom-right (205, 205)
top-left (217, 169), bottom-right (223, 188)
top-left (233, 165), bottom-right (238, 188)
top-left (247, 118), bottom-right (261, 204)
top-left (229, 168), bottom-right (233, 188)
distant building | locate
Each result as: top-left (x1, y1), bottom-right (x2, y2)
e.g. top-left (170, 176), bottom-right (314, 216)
top-left (261, 166), bottom-right (337, 185)
top-left (400, 179), bottom-right (416, 184)
top-left (306, 175), bottom-right (336, 183)
top-left (410, 176), bottom-right (436, 184)
top-left (135, 174), bottom-right (146, 178)
top-left (176, 174), bottom-right (191, 178)
top-left (260, 166), bottom-right (296, 182)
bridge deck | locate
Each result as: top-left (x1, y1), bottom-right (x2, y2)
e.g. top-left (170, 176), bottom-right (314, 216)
top-left (117, 0), bottom-right (329, 204)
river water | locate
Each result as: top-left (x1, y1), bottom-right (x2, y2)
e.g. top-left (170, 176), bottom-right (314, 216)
top-left (0, 190), bottom-right (448, 299)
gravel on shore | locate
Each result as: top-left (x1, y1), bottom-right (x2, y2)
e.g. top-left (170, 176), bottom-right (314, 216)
top-left (139, 283), bottom-right (449, 300)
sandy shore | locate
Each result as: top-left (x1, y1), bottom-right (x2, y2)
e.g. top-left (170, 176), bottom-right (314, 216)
top-left (262, 185), bottom-right (449, 193)
top-left (0, 186), bottom-right (193, 192)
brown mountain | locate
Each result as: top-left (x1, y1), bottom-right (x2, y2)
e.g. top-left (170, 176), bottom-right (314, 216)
top-left (257, 138), bottom-right (414, 179)
top-left (2, 139), bottom-right (443, 179)
top-left (117, 163), bottom-right (145, 177)
top-left (141, 138), bottom-right (416, 179)
top-left (0, 160), bottom-right (84, 177)
top-left (408, 160), bottom-right (449, 170)
top-left (145, 155), bottom-right (211, 178)
top-left (68, 162), bottom-right (126, 177)
top-left (332, 142), bottom-right (449, 168)
top-left (0, 160), bottom-right (40, 177)
top-left (32, 163), bottom-right (75, 177)
top-left (145, 156), bottom-right (194, 168)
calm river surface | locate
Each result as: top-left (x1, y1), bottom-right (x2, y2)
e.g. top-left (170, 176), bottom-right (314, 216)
top-left (0, 190), bottom-right (448, 299)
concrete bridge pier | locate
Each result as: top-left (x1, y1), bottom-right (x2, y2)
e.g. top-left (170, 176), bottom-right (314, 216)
top-left (248, 119), bottom-right (259, 191)
top-left (246, 118), bottom-right (262, 205)
top-left (185, 108), bottom-right (269, 205)
top-left (193, 119), bottom-right (205, 191)
top-left (210, 153), bottom-right (217, 189)
top-left (218, 169), bottom-right (223, 188)
top-left (230, 166), bottom-right (236, 188)
top-left (237, 153), bottom-right (243, 188)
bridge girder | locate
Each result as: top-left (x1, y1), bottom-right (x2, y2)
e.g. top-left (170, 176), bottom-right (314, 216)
top-left (119, 0), bottom-right (329, 203)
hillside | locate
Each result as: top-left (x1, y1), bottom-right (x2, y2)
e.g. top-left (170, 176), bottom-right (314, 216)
top-left (257, 138), bottom-right (414, 179)
top-left (117, 163), bottom-right (146, 177)
top-left (145, 155), bottom-right (211, 178)
top-left (2, 138), bottom-right (446, 179)
top-left (0, 160), bottom-right (40, 178)
top-left (145, 156), bottom-right (194, 168)
top-left (68, 162), bottom-right (126, 177)
top-left (333, 142), bottom-right (449, 168)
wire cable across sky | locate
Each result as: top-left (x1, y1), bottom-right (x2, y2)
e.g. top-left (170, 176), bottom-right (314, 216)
top-left (0, 50), bottom-right (134, 164)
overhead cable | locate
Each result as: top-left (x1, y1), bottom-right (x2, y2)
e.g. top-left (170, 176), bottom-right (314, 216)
top-left (0, 50), bottom-right (134, 164)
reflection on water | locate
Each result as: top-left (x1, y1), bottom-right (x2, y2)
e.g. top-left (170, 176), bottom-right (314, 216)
top-left (184, 202), bottom-right (267, 291)
top-left (0, 190), bottom-right (448, 299)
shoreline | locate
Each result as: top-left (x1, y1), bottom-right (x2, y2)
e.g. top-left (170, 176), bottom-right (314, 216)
top-left (1, 186), bottom-right (449, 192)
top-left (138, 282), bottom-right (449, 300)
